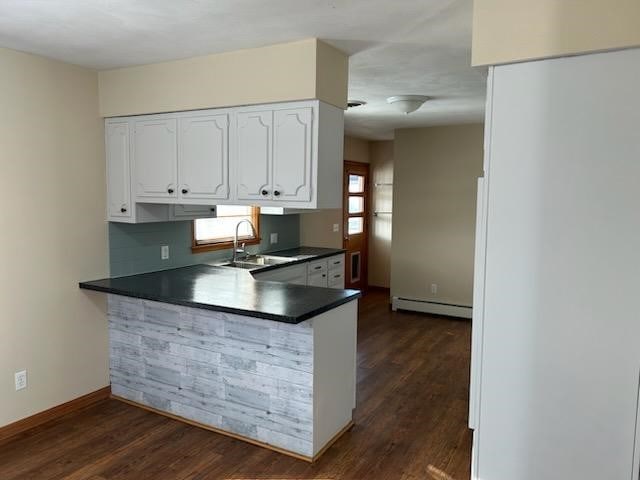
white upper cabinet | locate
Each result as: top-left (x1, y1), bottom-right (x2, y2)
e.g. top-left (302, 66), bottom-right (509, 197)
top-left (106, 121), bottom-right (132, 220)
top-left (236, 110), bottom-right (273, 201)
top-left (134, 118), bottom-right (178, 200)
top-left (179, 114), bottom-right (230, 202)
top-left (106, 100), bottom-right (344, 222)
top-left (273, 107), bottom-right (313, 203)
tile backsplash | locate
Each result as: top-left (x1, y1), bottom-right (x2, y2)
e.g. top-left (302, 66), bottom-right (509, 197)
top-left (109, 214), bottom-right (300, 277)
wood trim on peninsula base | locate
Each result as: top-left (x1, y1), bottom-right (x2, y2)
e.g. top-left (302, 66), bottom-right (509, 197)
top-left (112, 394), bottom-right (354, 463)
top-left (0, 386), bottom-right (111, 444)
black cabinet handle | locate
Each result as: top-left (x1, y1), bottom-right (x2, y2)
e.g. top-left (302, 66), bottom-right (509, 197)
top-left (181, 188), bottom-right (188, 194)
top-left (314, 266), bottom-right (322, 270)
top-left (322, 274), bottom-right (326, 278)
top-left (274, 190), bottom-right (281, 197)
top-left (334, 274), bottom-right (341, 278)
top-left (210, 207), bottom-right (216, 212)
top-left (168, 188), bottom-right (174, 194)
top-left (333, 261), bottom-right (341, 265)
top-left (261, 189), bottom-right (269, 196)
top-left (120, 207), bottom-right (127, 213)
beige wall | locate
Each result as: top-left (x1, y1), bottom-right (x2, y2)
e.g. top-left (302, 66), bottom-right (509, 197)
top-left (300, 135), bottom-right (371, 249)
top-left (369, 141), bottom-right (394, 288)
top-left (344, 135), bottom-right (370, 163)
top-left (99, 38), bottom-right (348, 117)
top-left (0, 48), bottom-right (109, 427)
top-left (391, 125), bottom-right (483, 306)
top-left (473, 0), bottom-right (640, 65)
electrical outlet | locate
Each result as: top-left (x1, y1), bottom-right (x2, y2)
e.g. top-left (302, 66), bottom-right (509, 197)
top-left (270, 233), bottom-right (278, 244)
top-left (161, 245), bottom-right (169, 260)
top-left (430, 283), bottom-right (438, 295)
top-left (15, 370), bottom-right (27, 391)
top-left (333, 224), bottom-right (339, 233)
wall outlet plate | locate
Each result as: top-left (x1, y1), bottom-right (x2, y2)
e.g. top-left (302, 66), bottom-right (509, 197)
top-left (15, 370), bottom-right (27, 391)
top-left (161, 245), bottom-right (169, 260)
top-left (430, 283), bottom-right (438, 295)
top-left (270, 233), bottom-right (278, 244)
top-left (333, 224), bottom-right (339, 232)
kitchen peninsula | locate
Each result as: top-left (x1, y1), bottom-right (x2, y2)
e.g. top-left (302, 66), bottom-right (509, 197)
top-left (80, 261), bottom-right (360, 461)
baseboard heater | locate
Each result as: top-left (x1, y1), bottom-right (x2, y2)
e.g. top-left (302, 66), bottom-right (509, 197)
top-left (391, 296), bottom-right (472, 319)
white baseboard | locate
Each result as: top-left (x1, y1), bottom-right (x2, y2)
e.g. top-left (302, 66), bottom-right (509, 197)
top-left (391, 296), bottom-right (472, 319)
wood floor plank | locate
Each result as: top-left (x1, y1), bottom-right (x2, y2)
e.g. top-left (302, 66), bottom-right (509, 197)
top-left (0, 290), bottom-right (472, 480)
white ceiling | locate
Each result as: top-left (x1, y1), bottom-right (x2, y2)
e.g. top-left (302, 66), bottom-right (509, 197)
top-left (0, 0), bottom-right (486, 140)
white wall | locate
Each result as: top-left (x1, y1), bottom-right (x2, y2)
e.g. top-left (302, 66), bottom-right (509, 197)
top-left (0, 48), bottom-right (109, 427)
top-left (391, 125), bottom-right (483, 306)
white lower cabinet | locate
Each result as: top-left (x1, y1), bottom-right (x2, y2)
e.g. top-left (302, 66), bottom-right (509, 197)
top-left (252, 263), bottom-right (308, 285)
top-left (252, 254), bottom-right (345, 289)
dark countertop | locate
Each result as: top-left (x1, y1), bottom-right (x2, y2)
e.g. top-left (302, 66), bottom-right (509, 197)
top-left (79, 264), bottom-right (360, 324)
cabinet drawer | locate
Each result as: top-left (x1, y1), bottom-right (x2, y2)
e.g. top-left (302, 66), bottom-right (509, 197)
top-left (308, 259), bottom-right (328, 275)
top-left (308, 271), bottom-right (328, 288)
top-left (328, 271), bottom-right (345, 289)
top-left (327, 254), bottom-right (345, 272)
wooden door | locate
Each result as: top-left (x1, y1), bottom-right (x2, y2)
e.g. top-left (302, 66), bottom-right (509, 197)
top-left (236, 110), bottom-right (272, 201)
top-left (272, 107), bottom-right (313, 203)
top-left (105, 121), bottom-right (132, 221)
top-left (133, 118), bottom-right (178, 200)
top-left (178, 114), bottom-right (229, 202)
top-left (343, 161), bottom-right (370, 290)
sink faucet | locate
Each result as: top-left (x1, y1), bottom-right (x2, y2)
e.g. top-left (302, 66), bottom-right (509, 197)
top-left (232, 219), bottom-right (258, 263)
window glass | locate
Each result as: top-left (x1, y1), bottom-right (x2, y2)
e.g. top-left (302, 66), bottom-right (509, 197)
top-left (348, 217), bottom-right (364, 235)
top-left (194, 206), bottom-right (258, 245)
top-left (348, 196), bottom-right (364, 214)
top-left (348, 174), bottom-right (365, 193)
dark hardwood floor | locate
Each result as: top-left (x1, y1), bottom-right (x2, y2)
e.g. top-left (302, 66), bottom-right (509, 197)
top-left (0, 290), bottom-right (472, 480)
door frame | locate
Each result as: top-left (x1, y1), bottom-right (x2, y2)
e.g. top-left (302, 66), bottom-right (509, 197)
top-left (343, 160), bottom-right (370, 291)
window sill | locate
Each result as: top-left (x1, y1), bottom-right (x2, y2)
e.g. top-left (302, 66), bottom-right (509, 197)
top-left (191, 237), bottom-right (261, 254)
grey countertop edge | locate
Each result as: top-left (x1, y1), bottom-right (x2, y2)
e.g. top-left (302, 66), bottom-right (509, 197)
top-left (79, 281), bottom-right (361, 324)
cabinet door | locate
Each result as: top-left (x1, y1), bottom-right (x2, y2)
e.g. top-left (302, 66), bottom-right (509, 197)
top-left (307, 271), bottom-right (328, 288)
top-left (236, 110), bottom-right (272, 201)
top-left (179, 114), bottom-right (229, 201)
top-left (106, 121), bottom-right (132, 220)
top-left (134, 118), bottom-right (178, 199)
top-left (273, 107), bottom-right (313, 202)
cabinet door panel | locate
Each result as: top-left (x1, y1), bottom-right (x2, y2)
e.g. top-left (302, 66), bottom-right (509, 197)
top-left (236, 111), bottom-right (272, 201)
top-left (307, 271), bottom-right (328, 288)
top-left (106, 121), bottom-right (132, 220)
top-left (273, 107), bottom-right (313, 202)
top-left (134, 118), bottom-right (177, 199)
top-left (179, 114), bottom-right (229, 201)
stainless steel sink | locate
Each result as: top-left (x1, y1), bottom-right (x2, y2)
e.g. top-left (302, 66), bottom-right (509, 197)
top-left (242, 255), bottom-right (293, 266)
top-left (216, 255), bottom-right (294, 270)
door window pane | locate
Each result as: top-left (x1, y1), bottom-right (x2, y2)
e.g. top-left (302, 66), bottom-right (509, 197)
top-left (348, 217), bottom-right (364, 235)
top-left (348, 196), bottom-right (364, 214)
top-left (348, 174), bottom-right (365, 193)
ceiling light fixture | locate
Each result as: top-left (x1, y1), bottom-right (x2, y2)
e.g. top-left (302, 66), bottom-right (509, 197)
top-left (386, 95), bottom-right (429, 114)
